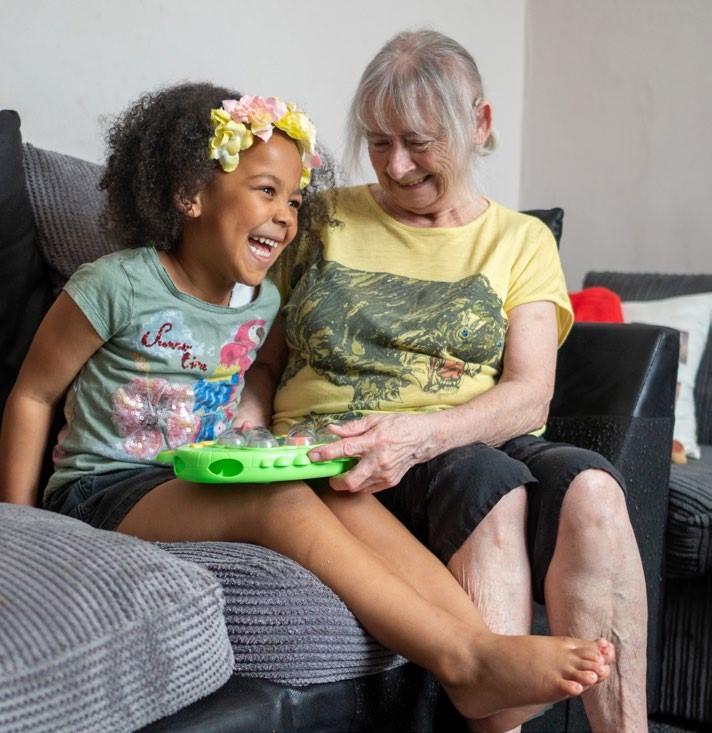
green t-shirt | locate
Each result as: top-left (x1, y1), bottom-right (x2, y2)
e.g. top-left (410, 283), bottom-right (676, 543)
top-left (272, 185), bottom-right (573, 434)
top-left (47, 247), bottom-right (280, 499)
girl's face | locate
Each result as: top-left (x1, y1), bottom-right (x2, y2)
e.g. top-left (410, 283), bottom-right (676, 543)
top-left (186, 132), bottom-right (304, 289)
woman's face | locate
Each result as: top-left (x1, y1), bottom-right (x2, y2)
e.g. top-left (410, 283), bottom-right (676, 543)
top-left (365, 114), bottom-right (468, 220)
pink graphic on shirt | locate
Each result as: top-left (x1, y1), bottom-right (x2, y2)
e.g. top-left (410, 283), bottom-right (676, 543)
top-left (215, 319), bottom-right (267, 378)
top-left (112, 377), bottom-right (199, 459)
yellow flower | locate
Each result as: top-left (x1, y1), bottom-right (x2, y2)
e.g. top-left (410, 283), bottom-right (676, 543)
top-left (209, 108), bottom-right (254, 173)
top-left (275, 103), bottom-right (317, 153)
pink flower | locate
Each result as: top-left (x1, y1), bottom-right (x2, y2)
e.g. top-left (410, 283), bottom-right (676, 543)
top-left (112, 377), bottom-right (199, 459)
top-left (223, 96), bottom-right (287, 142)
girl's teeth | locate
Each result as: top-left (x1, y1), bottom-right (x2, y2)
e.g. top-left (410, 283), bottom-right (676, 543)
top-left (253, 236), bottom-right (278, 248)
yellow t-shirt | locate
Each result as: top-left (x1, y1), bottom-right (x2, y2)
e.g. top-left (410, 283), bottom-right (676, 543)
top-left (271, 185), bottom-right (572, 434)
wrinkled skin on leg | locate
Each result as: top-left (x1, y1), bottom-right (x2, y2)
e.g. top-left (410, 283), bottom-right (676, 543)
top-left (448, 472), bottom-right (646, 733)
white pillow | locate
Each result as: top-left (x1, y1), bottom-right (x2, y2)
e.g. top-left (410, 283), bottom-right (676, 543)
top-left (622, 292), bottom-right (712, 459)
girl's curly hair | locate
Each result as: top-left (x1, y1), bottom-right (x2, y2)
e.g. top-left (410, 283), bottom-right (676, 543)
top-left (100, 81), bottom-right (339, 252)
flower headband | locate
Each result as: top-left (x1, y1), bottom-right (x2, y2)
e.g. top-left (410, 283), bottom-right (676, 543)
top-left (209, 95), bottom-right (322, 188)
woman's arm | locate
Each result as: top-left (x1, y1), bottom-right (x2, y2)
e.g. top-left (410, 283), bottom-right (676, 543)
top-left (236, 316), bottom-right (288, 429)
top-left (0, 293), bottom-right (105, 505)
top-left (310, 301), bottom-right (559, 493)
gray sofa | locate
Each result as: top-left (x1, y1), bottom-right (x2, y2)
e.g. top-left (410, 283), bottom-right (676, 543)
top-left (584, 271), bottom-right (712, 726)
top-left (1, 107), bottom-right (683, 732)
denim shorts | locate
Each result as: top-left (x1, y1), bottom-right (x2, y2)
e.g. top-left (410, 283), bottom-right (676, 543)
top-left (376, 434), bottom-right (626, 604)
top-left (43, 466), bottom-right (176, 531)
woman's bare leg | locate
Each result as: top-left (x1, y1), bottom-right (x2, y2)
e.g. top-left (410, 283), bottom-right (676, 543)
top-left (118, 478), bottom-right (612, 722)
top-left (544, 470), bottom-right (648, 733)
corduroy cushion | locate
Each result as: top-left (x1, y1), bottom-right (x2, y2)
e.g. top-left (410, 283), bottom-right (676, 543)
top-left (667, 445), bottom-right (712, 578)
top-left (160, 542), bottom-right (405, 686)
top-left (22, 142), bottom-right (115, 296)
top-left (0, 504), bottom-right (234, 733)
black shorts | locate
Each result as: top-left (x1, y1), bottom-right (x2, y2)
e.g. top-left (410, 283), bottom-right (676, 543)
top-left (43, 466), bottom-right (175, 531)
top-left (376, 434), bottom-right (626, 604)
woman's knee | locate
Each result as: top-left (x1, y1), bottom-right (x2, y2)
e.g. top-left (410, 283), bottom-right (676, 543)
top-left (561, 468), bottom-right (630, 535)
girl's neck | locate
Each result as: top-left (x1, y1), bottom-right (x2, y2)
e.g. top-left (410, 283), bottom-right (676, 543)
top-left (157, 249), bottom-right (234, 307)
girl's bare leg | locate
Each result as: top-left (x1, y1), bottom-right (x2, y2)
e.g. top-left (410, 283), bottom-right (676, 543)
top-left (118, 479), bottom-right (612, 722)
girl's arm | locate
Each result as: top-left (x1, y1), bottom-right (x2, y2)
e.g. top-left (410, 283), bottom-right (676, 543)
top-left (0, 293), bottom-right (105, 505)
top-left (310, 301), bottom-right (559, 493)
top-left (235, 316), bottom-right (288, 429)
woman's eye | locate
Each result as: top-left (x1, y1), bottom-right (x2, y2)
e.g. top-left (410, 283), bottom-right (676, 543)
top-left (368, 139), bottom-right (390, 150)
top-left (407, 140), bottom-right (431, 151)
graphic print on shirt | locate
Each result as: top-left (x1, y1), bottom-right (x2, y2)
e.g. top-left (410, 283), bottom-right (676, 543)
top-left (281, 245), bottom-right (507, 412)
top-left (110, 312), bottom-right (268, 459)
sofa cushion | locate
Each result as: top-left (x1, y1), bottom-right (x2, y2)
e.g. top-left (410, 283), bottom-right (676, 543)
top-left (160, 541), bottom-right (406, 686)
top-left (0, 504), bottom-right (234, 733)
top-left (666, 444), bottom-right (712, 578)
top-left (621, 292), bottom-right (712, 459)
top-left (22, 142), bottom-right (115, 296)
top-left (0, 111), bottom-right (53, 422)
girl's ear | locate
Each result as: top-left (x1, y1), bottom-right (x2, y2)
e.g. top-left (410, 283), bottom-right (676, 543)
top-left (176, 191), bottom-right (203, 218)
top-left (474, 101), bottom-right (493, 146)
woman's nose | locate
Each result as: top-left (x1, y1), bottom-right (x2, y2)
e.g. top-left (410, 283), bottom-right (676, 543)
top-left (386, 141), bottom-right (416, 180)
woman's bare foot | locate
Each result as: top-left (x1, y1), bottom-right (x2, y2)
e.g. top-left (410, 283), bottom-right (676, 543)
top-left (443, 633), bottom-right (613, 722)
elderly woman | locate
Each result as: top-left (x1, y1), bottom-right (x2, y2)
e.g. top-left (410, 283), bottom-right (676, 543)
top-left (268, 29), bottom-right (647, 732)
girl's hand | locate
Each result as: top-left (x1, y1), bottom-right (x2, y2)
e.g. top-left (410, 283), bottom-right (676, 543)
top-left (308, 413), bottom-right (442, 493)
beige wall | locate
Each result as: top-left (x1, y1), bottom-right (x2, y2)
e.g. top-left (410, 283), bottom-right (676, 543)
top-left (521, 0), bottom-right (712, 288)
top-left (1, 0), bottom-right (526, 206)
top-left (6, 0), bottom-right (709, 291)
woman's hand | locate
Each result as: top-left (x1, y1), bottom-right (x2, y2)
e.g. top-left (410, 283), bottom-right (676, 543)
top-left (308, 412), bottom-right (442, 493)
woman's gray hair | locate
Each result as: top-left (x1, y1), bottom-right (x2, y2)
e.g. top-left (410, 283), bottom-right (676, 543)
top-left (346, 29), bottom-right (497, 176)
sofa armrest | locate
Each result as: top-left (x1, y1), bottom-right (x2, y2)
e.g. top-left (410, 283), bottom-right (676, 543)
top-left (550, 322), bottom-right (679, 421)
top-left (546, 322), bottom-right (679, 717)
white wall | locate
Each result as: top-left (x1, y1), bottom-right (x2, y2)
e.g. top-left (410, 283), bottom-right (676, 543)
top-left (521, 0), bottom-right (712, 288)
top-left (1, 0), bottom-right (526, 207)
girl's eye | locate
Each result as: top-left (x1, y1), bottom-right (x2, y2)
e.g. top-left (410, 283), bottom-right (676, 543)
top-left (289, 198), bottom-right (302, 210)
top-left (260, 186), bottom-right (275, 196)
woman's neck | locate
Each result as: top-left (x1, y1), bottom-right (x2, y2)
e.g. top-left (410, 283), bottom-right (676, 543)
top-left (369, 185), bottom-right (489, 228)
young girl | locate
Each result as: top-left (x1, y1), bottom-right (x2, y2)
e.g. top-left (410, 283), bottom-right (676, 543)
top-left (0, 82), bottom-right (614, 729)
